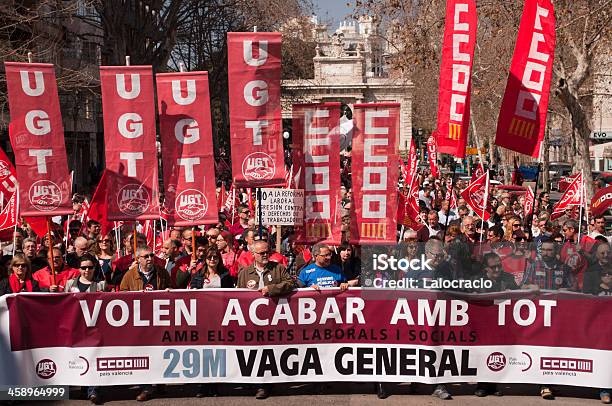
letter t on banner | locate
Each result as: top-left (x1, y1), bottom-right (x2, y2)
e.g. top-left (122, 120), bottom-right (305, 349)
top-left (4, 62), bottom-right (73, 216)
top-left (227, 32), bottom-right (286, 187)
top-left (350, 103), bottom-right (400, 245)
top-left (100, 66), bottom-right (160, 220)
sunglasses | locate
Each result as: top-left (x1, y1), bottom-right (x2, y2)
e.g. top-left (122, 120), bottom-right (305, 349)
top-left (13, 264), bottom-right (27, 268)
top-left (80, 265), bottom-right (95, 270)
top-left (206, 256), bottom-right (220, 260)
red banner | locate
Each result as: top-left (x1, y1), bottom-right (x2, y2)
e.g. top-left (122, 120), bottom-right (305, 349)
top-left (227, 32), bottom-right (286, 187)
top-left (292, 103), bottom-right (342, 244)
top-left (0, 147), bottom-right (18, 202)
top-left (156, 71), bottom-right (218, 226)
top-left (551, 172), bottom-right (583, 220)
top-left (460, 170), bottom-right (490, 221)
top-left (427, 135), bottom-right (439, 178)
top-left (1, 290), bottom-right (611, 387)
top-left (408, 137), bottom-right (418, 180)
top-left (100, 66), bottom-right (159, 221)
top-left (4, 62), bottom-right (72, 216)
top-left (397, 192), bottom-right (423, 231)
top-left (591, 185), bottom-right (612, 217)
top-left (0, 192), bottom-right (18, 231)
top-left (350, 104), bottom-right (400, 245)
top-left (495, 0), bottom-right (556, 157)
top-left (524, 185), bottom-right (535, 217)
top-left (471, 161), bottom-right (484, 182)
top-left (434, 0), bottom-right (477, 158)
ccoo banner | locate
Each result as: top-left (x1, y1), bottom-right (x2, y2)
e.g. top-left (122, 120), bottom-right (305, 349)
top-left (495, 0), bottom-right (555, 157)
top-left (0, 290), bottom-right (610, 387)
top-left (100, 66), bottom-right (159, 220)
top-left (227, 32), bottom-right (286, 188)
top-left (350, 104), bottom-right (400, 245)
top-left (156, 71), bottom-right (218, 226)
top-left (434, 0), bottom-right (477, 158)
top-left (4, 63), bottom-right (73, 216)
top-left (292, 103), bottom-right (342, 244)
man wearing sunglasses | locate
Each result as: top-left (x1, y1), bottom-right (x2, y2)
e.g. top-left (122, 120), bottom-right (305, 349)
top-left (298, 244), bottom-right (349, 291)
top-left (120, 245), bottom-right (171, 293)
top-left (237, 239), bottom-right (294, 400)
top-left (33, 247), bottom-right (80, 291)
top-left (229, 204), bottom-right (252, 237)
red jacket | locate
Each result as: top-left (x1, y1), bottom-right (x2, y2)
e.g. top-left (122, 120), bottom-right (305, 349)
top-left (236, 250), bottom-right (288, 270)
top-left (33, 265), bottom-right (80, 290)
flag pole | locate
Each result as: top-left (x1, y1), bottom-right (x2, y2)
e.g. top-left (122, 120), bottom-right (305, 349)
top-left (191, 226), bottom-right (196, 261)
top-left (480, 170), bottom-right (490, 245)
top-left (577, 170), bottom-right (584, 245)
top-left (132, 222), bottom-right (137, 259)
top-left (46, 217), bottom-right (57, 286)
top-left (525, 163), bottom-right (541, 229)
top-left (257, 188), bottom-right (263, 239)
top-left (442, 165), bottom-right (457, 241)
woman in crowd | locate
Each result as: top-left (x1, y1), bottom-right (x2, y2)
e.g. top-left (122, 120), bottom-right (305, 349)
top-left (64, 254), bottom-right (107, 293)
top-left (8, 254), bottom-right (42, 293)
top-left (215, 231), bottom-right (238, 277)
top-left (94, 234), bottom-right (116, 283)
top-left (189, 246), bottom-right (233, 397)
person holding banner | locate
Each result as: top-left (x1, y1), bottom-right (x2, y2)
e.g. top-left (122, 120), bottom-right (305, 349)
top-left (64, 254), bottom-right (107, 293)
top-left (173, 237), bottom-right (208, 289)
top-left (33, 248), bottom-right (79, 292)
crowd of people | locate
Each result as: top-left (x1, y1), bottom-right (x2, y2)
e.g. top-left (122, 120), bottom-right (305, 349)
top-left (0, 163), bottom-right (610, 404)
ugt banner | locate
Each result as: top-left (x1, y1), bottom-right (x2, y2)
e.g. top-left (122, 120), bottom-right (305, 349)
top-left (292, 103), bottom-right (342, 245)
top-left (156, 71), bottom-right (218, 226)
top-left (427, 135), bottom-right (439, 178)
top-left (0, 289), bottom-right (610, 387)
top-left (4, 62), bottom-right (72, 216)
top-left (495, 0), bottom-right (556, 157)
top-left (434, 0), bottom-right (477, 158)
top-left (100, 66), bottom-right (159, 220)
top-left (350, 104), bottom-right (400, 245)
top-left (227, 32), bottom-right (286, 187)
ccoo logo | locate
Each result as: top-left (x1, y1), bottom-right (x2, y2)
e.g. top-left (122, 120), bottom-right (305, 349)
top-left (36, 358), bottom-right (57, 379)
top-left (175, 189), bottom-right (208, 221)
top-left (242, 152), bottom-right (275, 182)
top-left (487, 352), bottom-right (506, 372)
top-left (29, 180), bottom-right (62, 211)
top-left (117, 184), bottom-right (150, 216)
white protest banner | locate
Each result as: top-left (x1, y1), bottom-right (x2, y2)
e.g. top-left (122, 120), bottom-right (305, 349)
top-left (259, 188), bottom-right (304, 225)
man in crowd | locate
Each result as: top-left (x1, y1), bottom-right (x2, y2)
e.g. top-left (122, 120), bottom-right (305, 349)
top-left (33, 247), bottom-right (79, 291)
top-left (298, 243), bottom-right (349, 290)
top-left (22, 238), bottom-right (47, 273)
top-left (120, 245), bottom-right (171, 401)
top-left (425, 211), bottom-right (444, 239)
top-left (66, 236), bottom-right (90, 269)
top-left (229, 205), bottom-right (251, 237)
top-left (236, 239), bottom-right (294, 399)
top-left (181, 229), bottom-right (194, 257)
top-left (160, 239), bottom-right (182, 275)
top-left (590, 215), bottom-right (610, 242)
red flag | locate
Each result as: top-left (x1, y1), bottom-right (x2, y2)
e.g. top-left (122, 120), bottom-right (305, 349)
top-left (227, 32), bottom-right (286, 187)
top-left (471, 161), bottom-right (484, 182)
top-left (247, 188), bottom-right (255, 213)
top-left (217, 183), bottom-right (227, 213)
top-left (4, 62), bottom-right (72, 216)
top-left (397, 192), bottom-right (424, 231)
top-left (495, 0), bottom-right (556, 157)
top-left (399, 157), bottom-right (409, 184)
top-left (100, 66), bottom-right (159, 220)
top-left (460, 170), bottom-right (491, 221)
top-left (0, 192), bottom-right (18, 231)
top-left (156, 71), bottom-right (218, 226)
top-left (408, 171), bottom-right (421, 214)
top-left (427, 135), bottom-right (439, 178)
top-left (0, 147), bottom-right (18, 202)
top-left (85, 169), bottom-right (113, 236)
top-left (551, 172), bottom-right (583, 220)
top-left (524, 185), bottom-right (535, 217)
top-left (350, 103), bottom-right (400, 245)
top-left (143, 219), bottom-right (153, 247)
top-left (434, 0), bottom-right (477, 158)
top-left (591, 185), bottom-right (612, 217)
top-left (450, 189), bottom-right (458, 209)
top-left (408, 137), bottom-right (418, 180)
top-left (26, 216), bottom-right (47, 237)
top-left (293, 103), bottom-right (342, 245)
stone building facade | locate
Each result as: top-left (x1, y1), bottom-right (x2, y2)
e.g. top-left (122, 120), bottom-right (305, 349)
top-left (281, 16), bottom-right (413, 152)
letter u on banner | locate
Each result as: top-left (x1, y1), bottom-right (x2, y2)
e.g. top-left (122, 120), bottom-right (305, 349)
top-left (495, 0), bottom-right (555, 157)
top-left (292, 103), bottom-right (342, 245)
top-left (4, 62), bottom-right (72, 216)
top-left (227, 32), bottom-right (286, 187)
top-left (350, 104), bottom-right (400, 245)
top-left (156, 71), bottom-right (218, 226)
top-left (434, 0), bottom-right (477, 158)
top-left (100, 66), bottom-right (159, 220)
